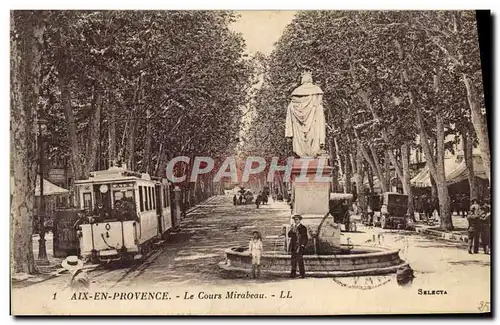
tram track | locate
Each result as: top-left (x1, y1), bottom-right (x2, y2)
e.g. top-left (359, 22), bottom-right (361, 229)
top-left (88, 195), bottom-right (222, 290)
top-left (103, 247), bottom-right (165, 290)
top-left (88, 265), bottom-right (118, 279)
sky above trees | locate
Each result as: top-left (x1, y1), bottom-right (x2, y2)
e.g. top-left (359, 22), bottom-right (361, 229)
top-left (230, 11), bottom-right (296, 55)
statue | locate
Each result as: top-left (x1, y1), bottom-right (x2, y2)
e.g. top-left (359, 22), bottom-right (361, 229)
top-left (285, 71), bottom-right (326, 158)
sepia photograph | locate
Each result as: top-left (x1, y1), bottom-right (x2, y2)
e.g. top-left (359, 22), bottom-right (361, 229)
top-left (9, 8), bottom-right (492, 315)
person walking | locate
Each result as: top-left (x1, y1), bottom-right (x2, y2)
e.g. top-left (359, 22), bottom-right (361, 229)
top-left (467, 199), bottom-right (482, 254)
top-left (249, 230), bottom-right (263, 278)
top-left (255, 192), bottom-right (262, 209)
top-left (233, 194), bottom-right (237, 206)
top-left (450, 195), bottom-right (457, 216)
top-left (461, 194), bottom-right (469, 217)
top-left (424, 196), bottom-right (433, 220)
top-left (288, 215), bottom-right (308, 278)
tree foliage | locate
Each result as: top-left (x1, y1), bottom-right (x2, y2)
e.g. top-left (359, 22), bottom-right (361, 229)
top-left (40, 10), bottom-right (254, 179)
top-left (244, 11), bottom-right (487, 229)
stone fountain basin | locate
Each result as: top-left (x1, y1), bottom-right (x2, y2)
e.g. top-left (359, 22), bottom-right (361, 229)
top-left (218, 245), bottom-right (407, 277)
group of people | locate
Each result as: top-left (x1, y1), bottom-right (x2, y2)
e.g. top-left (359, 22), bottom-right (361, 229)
top-left (248, 214), bottom-right (308, 279)
top-left (233, 193), bottom-right (245, 205)
top-left (451, 193), bottom-right (472, 217)
top-left (467, 199), bottom-right (491, 254)
top-left (413, 194), bottom-right (439, 220)
top-left (254, 191), bottom-right (269, 208)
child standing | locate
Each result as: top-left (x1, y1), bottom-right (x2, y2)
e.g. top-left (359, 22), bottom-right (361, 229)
top-left (249, 230), bottom-right (263, 278)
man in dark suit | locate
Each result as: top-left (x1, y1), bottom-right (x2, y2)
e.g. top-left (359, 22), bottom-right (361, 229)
top-left (468, 199), bottom-right (482, 254)
top-left (288, 214), bottom-right (308, 278)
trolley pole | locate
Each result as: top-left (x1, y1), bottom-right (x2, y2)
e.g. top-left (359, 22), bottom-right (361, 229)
top-left (37, 118), bottom-right (49, 265)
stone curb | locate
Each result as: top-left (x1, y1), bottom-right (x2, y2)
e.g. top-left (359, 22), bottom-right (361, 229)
top-left (218, 261), bottom-right (408, 277)
top-left (415, 226), bottom-right (469, 243)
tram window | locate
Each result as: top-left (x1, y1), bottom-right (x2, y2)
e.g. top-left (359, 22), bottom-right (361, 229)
top-left (152, 187), bottom-right (155, 209)
top-left (151, 187), bottom-right (156, 209)
top-left (148, 187), bottom-right (153, 210)
top-left (144, 186), bottom-right (149, 210)
top-left (166, 188), bottom-right (170, 207)
top-left (149, 187), bottom-right (153, 210)
top-left (83, 193), bottom-right (92, 210)
top-left (163, 188), bottom-right (167, 208)
top-left (125, 190), bottom-right (134, 199)
top-left (152, 188), bottom-right (156, 209)
top-left (139, 186), bottom-right (144, 212)
top-left (113, 191), bottom-right (124, 205)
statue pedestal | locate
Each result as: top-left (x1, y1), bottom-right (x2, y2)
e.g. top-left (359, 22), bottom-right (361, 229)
top-left (291, 156), bottom-right (332, 215)
top-left (284, 157), bottom-right (342, 254)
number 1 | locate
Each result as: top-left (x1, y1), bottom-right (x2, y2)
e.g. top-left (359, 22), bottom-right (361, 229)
top-left (53, 293), bottom-right (57, 300)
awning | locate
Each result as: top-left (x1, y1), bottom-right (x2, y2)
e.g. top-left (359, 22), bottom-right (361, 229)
top-left (410, 155), bottom-right (485, 187)
top-left (446, 155), bottom-right (488, 184)
top-left (10, 176), bottom-right (69, 196)
top-left (338, 175), bottom-right (382, 191)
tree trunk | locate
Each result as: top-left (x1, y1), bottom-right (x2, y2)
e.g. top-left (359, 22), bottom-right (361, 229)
top-left (126, 121), bottom-right (135, 170)
top-left (343, 153), bottom-right (352, 193)
top-left (358, 143), bottom-right (388, 193)
top-left (435, 113), bottom-right (452, 230)
top-left (427, 138), bottom-right (438, 203)
top-left (154, 143), bottom-right (164, 176)
top-left (430, 170), bottom-right (438, 203)
top-left (328, 137), bottom-right (340, 192)
top-left (416, 106), bottom-right (441, 221)
top-left (59, 65), bottom-right (82, 180)
top-left (387, 149), bottom-right (403, 183)
top-left (462, 128), bottom-right (478, 201)
top-left (108, 98), bottom-right (116, 167)
top-left (355, 90), bottom-right (389, 192)
top-left (401, 142), bottom-right (414, 219)
top-left (416, 107), bottom-right (438, 178)
top-left (383, 151), bottom-right (391, 191)
top-left (143, 109), bottom-right (152, 174)
top-left (84, 87), bottom-right (103, 176)
top-left (366, 163), bottom-right (374, 194)
top-left (11, 11), bottom-right (44, 274)
top-left (126, 76), bottom-right (142, 171)
top-left (355, 143), bottom-right (366, 211)
top-left (462, 73), bottom-right (490, 183)
top-left (334, 137), bottom-right (344, 176)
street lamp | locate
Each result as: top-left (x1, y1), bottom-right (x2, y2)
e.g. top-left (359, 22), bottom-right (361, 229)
top-left (37, 118), bottom-right (49, 265)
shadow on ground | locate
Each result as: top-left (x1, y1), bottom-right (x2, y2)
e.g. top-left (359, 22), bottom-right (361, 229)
top-left (448, 259), bottom-right (490, 267)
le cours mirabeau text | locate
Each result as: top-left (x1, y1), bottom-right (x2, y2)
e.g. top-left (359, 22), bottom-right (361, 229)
top-left (69, 290), bottom-right (293, 300)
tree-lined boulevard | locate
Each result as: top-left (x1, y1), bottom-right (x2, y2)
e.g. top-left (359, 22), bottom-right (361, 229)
top-left (11, 11), bottom-right (490, 309)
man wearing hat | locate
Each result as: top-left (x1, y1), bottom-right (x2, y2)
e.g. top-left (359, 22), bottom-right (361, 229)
top-left (288, 214), bottom-right (308, 278)
top-left (61, 256), bottom-right (89, 292)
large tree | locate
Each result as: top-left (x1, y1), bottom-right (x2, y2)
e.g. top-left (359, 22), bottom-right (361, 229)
top-left (11, 11), bottom-right (45, 274)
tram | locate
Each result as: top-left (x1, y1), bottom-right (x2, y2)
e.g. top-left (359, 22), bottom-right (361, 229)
top-left (74, 165), bottom-right (174, 263)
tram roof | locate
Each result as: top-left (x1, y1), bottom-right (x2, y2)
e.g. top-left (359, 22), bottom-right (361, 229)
top-left (74, 166), bottom-right (157, 185)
